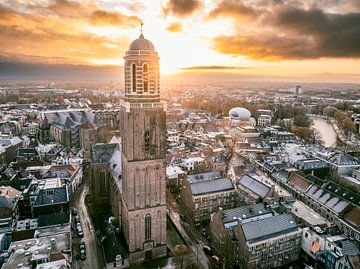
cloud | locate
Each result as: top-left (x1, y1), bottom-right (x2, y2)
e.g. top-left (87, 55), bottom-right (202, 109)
top-left (211, 2), bottom-right (360, 60)
top-left (166, 22), bottom-right (183, 32)
top-left (48, 0), bottom-right (83, 14)
top-left (163, 0), bottom-right (202, 17)
top-left (208, 0), bottom-right (256, 20)
top-left (0, 3), bottom-right (131, 65)
top-left (180, 65), bottom-right (247, 70)
top-left (90, 9), bottom-right (142, 26)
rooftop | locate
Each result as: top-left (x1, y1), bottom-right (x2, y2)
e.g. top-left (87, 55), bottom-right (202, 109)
top-left (241, 214), bottom-right (299, 243)
top-left (290, 201), bottom-right (329, 226)
top-left (222, 203), bottom-right (273, 229)
top-left (306, 185), bottom-right (350, 213)
top-left (33, 186), bottom-right (68, 207)
top-left (190, 178), bottom-right (234, 196)
top-left (92, 143), bottom-right (118, 164)
top-left (187, 171), bottom-right (222, 183)
top-left (2, 232), bottom-right (71, 269)
top-left (327, 152), bottom-right (360, 166)
top-left (238, 174), bottom-right (270, 199)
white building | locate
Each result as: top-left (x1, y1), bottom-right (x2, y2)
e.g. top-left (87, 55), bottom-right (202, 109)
top-left (181, 156), bottom-right (205, 171)
top-left (257, 114), bottom-right (272, 127)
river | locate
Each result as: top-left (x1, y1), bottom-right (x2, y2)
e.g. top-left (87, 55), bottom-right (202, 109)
top-left (311, 118), bottom-right (337, 147)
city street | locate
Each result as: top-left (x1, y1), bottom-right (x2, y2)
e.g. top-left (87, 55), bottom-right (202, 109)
top-left (168, 208), bottom-right (210, 269)
top-left (71, 181), bottom-right (104, 269)
top-left (167, 189), bottom-right (211, 269)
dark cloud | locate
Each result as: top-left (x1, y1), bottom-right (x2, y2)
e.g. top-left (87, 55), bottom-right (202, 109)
top-left (208, 0), bottom-right (256, 20)
top-left (211, 2), bottom-right (360, 60)
top-left (163, 0), bottom-right (202, 17)
top-left (90, 10), bottom-right (142, 26)
top-left (180, 65), bottom-right (247, 70)
top-left (48, 0), bottom-right (82, 12)
top-left (166, 22), bottom-right (183, 32)
top-left (214, 34), bottom-right (316, 60)
top-left (0, 60), bottom-right (123, 81)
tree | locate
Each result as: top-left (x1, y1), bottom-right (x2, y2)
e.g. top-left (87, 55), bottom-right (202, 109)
top-left (294, 114), bottom-right (310, 127)
top-left (342, 118), bottom-right (356, 136)
top-left (292, 127), bottom-right (315, 143)
top-left (323, 106), bottom-right (337, 117)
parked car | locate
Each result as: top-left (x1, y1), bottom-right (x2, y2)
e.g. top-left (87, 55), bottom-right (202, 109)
top-left (212, 255), bottom-right (220, 264)
top-left (203, 245), bottom-right (213, 256)
top-left (80, 243), bottom-right (86, 260)
top-left (77, 228), bottom-right (84, 237)
top-left (80, 249), bottom-right (86, 260)
top-left (76, 223), bottom-right (83, 237)
top-left (71, 208), bottom-right (78, 216)
top-left (75, 216), bottom-right (80, 224)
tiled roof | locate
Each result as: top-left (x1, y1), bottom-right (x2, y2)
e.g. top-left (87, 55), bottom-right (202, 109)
top-left (323, 182), bottom-right (360, 206)
top-left (328, 153), bottom-right (360, 166)
top-left (190, 178), bottom-right (234, 196)
top-left (343, 207), bottom-right (360, 228)
top-left (241, 214), bottom-right (298, 243)
top-left (306, 185), bottom-right (349, 214)
top-left (239, 174), bottom-right (270, 198)
top-left (287, 173), bottom-right (311, 193)
top-left (38, 212), bottom-right (69, 227)
top-left (187, 171), bottom-right (222, 183)
top-left (340, 240), bottom-right (360, 256)
top-left (272, 170), bottom-right (290, 183)
top-left (33, 186), bottom-right (68, 207)
top-left (222, 203), bottom-right (272, 225)
top-left (295, 158), bottom-right (328, 170)
top-left (92, 143), bottom-right (118, 164)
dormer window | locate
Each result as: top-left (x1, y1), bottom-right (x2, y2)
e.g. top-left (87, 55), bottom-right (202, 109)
top-left (46, 189), bottom-right (54, 195)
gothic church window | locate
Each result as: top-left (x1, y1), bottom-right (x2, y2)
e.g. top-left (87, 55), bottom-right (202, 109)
top-left (144, 130), bottom-right (151, 152)
top-left (145, 213), bottom-right (151, 240)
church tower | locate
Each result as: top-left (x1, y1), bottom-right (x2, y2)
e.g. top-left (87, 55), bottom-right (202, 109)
top-left (120, 28), bottom-right (167, 263)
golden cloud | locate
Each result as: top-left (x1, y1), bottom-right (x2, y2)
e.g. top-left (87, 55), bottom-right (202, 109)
top-left (0, 2), bottom-right (139, 65)
top-left (166, 22), bottom-right (183, 32)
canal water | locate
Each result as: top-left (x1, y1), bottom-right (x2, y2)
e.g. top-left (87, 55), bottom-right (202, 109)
top-left (311, 118), bottom-right (337, 148)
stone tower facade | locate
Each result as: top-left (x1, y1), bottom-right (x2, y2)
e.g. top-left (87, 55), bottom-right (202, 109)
top-left (120, 31), bottom-right (167, 263)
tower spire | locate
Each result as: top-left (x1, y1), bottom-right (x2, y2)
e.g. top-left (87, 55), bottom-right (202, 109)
top-left (140, 23), bottom-right (144, 38)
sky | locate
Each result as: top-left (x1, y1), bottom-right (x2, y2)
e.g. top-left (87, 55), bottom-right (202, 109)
top-left (0, 0), bottom-right (360, 82)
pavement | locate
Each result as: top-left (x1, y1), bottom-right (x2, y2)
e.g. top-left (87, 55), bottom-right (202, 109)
top-left (71, 181), bottom-right (104, 269)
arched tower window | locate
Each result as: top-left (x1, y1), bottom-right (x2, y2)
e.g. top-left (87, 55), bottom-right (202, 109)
top-left (145, 213), bottom-right (151, 240)
top-left (132, 63), bottom-right (136, 92)
top-left (143, 64), bottom-right (148, 92)
top-left (144, 130), bottom-right (151, 152)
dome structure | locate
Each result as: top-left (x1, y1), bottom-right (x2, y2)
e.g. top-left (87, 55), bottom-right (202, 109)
top-left (229, 107), bottom-right (251, 121)
top-left (129, 33), bottom-right (155, 51)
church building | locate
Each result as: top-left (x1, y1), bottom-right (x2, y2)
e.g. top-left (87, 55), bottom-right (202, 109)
top-left (119, 28), bottom-right (167, 262)
top-left (90, 28), bottom-right (167, 267)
